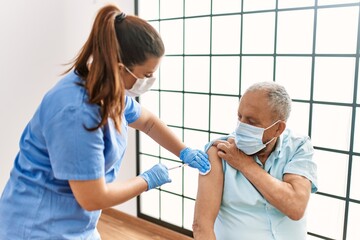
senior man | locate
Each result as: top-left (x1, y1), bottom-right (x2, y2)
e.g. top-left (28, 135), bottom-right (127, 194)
top-left (193, 81), bottom-right (318, 240)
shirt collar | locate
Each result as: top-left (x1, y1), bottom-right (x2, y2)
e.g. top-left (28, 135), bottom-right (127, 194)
top-left (254, 133), bottom-right (284, 170)
top-left (273, 133), bottom-right (283, 157)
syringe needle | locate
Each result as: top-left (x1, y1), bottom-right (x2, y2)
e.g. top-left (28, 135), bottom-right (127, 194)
top-left (168, 163), bottom-right (188, 170)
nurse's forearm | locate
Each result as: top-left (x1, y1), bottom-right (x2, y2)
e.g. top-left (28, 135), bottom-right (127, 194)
top-left (69, 176), bottom-right (147, 211)
top-left (103, 177), bottom-right (149, 207)
top-left (146, 117), bottom-right (185, 156)
top-left (131, 107), bottom-right (185, 156)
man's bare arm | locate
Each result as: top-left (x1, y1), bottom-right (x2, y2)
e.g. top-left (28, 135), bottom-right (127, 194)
top-left (193, 146), bottom-right (224, 240)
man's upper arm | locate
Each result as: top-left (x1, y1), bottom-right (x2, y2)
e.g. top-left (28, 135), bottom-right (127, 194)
top-left (194, 146), bottom-right (224, 225)
top-left (283, 173), bottom-right (312, 211)
top-left (284, 136), bottom-right (318, 193)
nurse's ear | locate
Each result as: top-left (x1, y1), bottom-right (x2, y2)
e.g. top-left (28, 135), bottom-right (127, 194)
top-left (118, 63), bottom-right (129, 78)
top-left (118, 63), bottom-right (125, 70)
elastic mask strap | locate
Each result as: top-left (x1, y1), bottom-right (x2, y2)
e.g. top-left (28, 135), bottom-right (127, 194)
top-left (265, 120), bottom-right (281, 131)
top-left (264, 137), bottom-right (276, 145)
top-left (263, 120), bottom-right (281, 145)
top-left (125, 66), bottom-right (139, 80)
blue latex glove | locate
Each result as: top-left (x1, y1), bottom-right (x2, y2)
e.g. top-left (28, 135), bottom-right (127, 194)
top-left (139, 163), bottom-right (172, 191)
top-left (180, 147), bottom-right (211, 175)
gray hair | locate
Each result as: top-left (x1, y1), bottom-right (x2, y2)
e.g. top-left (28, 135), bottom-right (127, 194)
top-left (245, 81), bottom-right (292, 121)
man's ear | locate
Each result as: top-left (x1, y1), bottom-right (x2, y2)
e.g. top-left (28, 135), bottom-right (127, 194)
top-left (275, 121), bottom-right (286, 137)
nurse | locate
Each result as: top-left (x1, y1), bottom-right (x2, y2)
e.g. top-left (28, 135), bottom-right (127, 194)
top-left (0, 4), bottom-right (210, 239)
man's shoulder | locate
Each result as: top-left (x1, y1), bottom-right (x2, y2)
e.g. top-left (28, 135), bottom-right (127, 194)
top-left (282, 128), bottom-right (311, 143)
top-left (278, 128), bottom-right (313, 155)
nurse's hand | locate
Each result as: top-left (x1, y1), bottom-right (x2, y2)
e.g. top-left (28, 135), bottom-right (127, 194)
top-left (180, 147), bottom-right (211, 175)
top-left (139, 163), bottom-right (172, 191)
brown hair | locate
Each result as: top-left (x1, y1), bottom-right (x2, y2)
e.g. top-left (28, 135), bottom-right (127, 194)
top-left (64, 4), bottom-right (165, 132)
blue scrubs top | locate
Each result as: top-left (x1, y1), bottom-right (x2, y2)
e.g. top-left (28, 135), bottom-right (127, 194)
top-left (0, 71), bottom-right (141, 239)
top-left (205, 128), bottom-right (318, 240)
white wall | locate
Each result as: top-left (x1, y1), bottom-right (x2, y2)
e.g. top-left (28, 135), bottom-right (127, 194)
top-left (0, 0), bottom-right (137, 216)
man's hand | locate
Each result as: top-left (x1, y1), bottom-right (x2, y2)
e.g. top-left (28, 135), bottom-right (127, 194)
top-left (213, 138), bottom-right (254, 171)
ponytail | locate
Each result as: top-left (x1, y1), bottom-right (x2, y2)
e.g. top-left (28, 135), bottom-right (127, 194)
top-left (64, 4), bottom-right (165, 132)
top-left (65, 5), bottom-right (124, 132)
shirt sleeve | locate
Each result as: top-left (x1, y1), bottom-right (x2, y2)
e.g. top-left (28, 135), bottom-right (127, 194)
top-left (283, 137), bottom-right (318, 193)
top-left (124, 96), bottom-right (141, 124)
top-left (204, 135), bottom-right (231, 152)
top-left (43, 105), bottom-right (105, 181)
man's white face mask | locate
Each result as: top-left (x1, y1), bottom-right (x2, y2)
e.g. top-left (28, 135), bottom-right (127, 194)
top-left (234, 120), bottom-right (280, 155)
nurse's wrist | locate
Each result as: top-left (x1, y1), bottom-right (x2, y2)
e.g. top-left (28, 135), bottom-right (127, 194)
top-left (137, 175), bottom-right (149, 191)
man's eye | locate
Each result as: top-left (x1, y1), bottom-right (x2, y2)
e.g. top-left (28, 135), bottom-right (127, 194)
top-left (249, 121), bottom-right (258, 126)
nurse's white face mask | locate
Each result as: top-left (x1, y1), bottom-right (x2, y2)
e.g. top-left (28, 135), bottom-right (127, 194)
top-left (235, 120), bottom-right (280, 155)
top-left (125, 67), bottom-right (156, 97)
